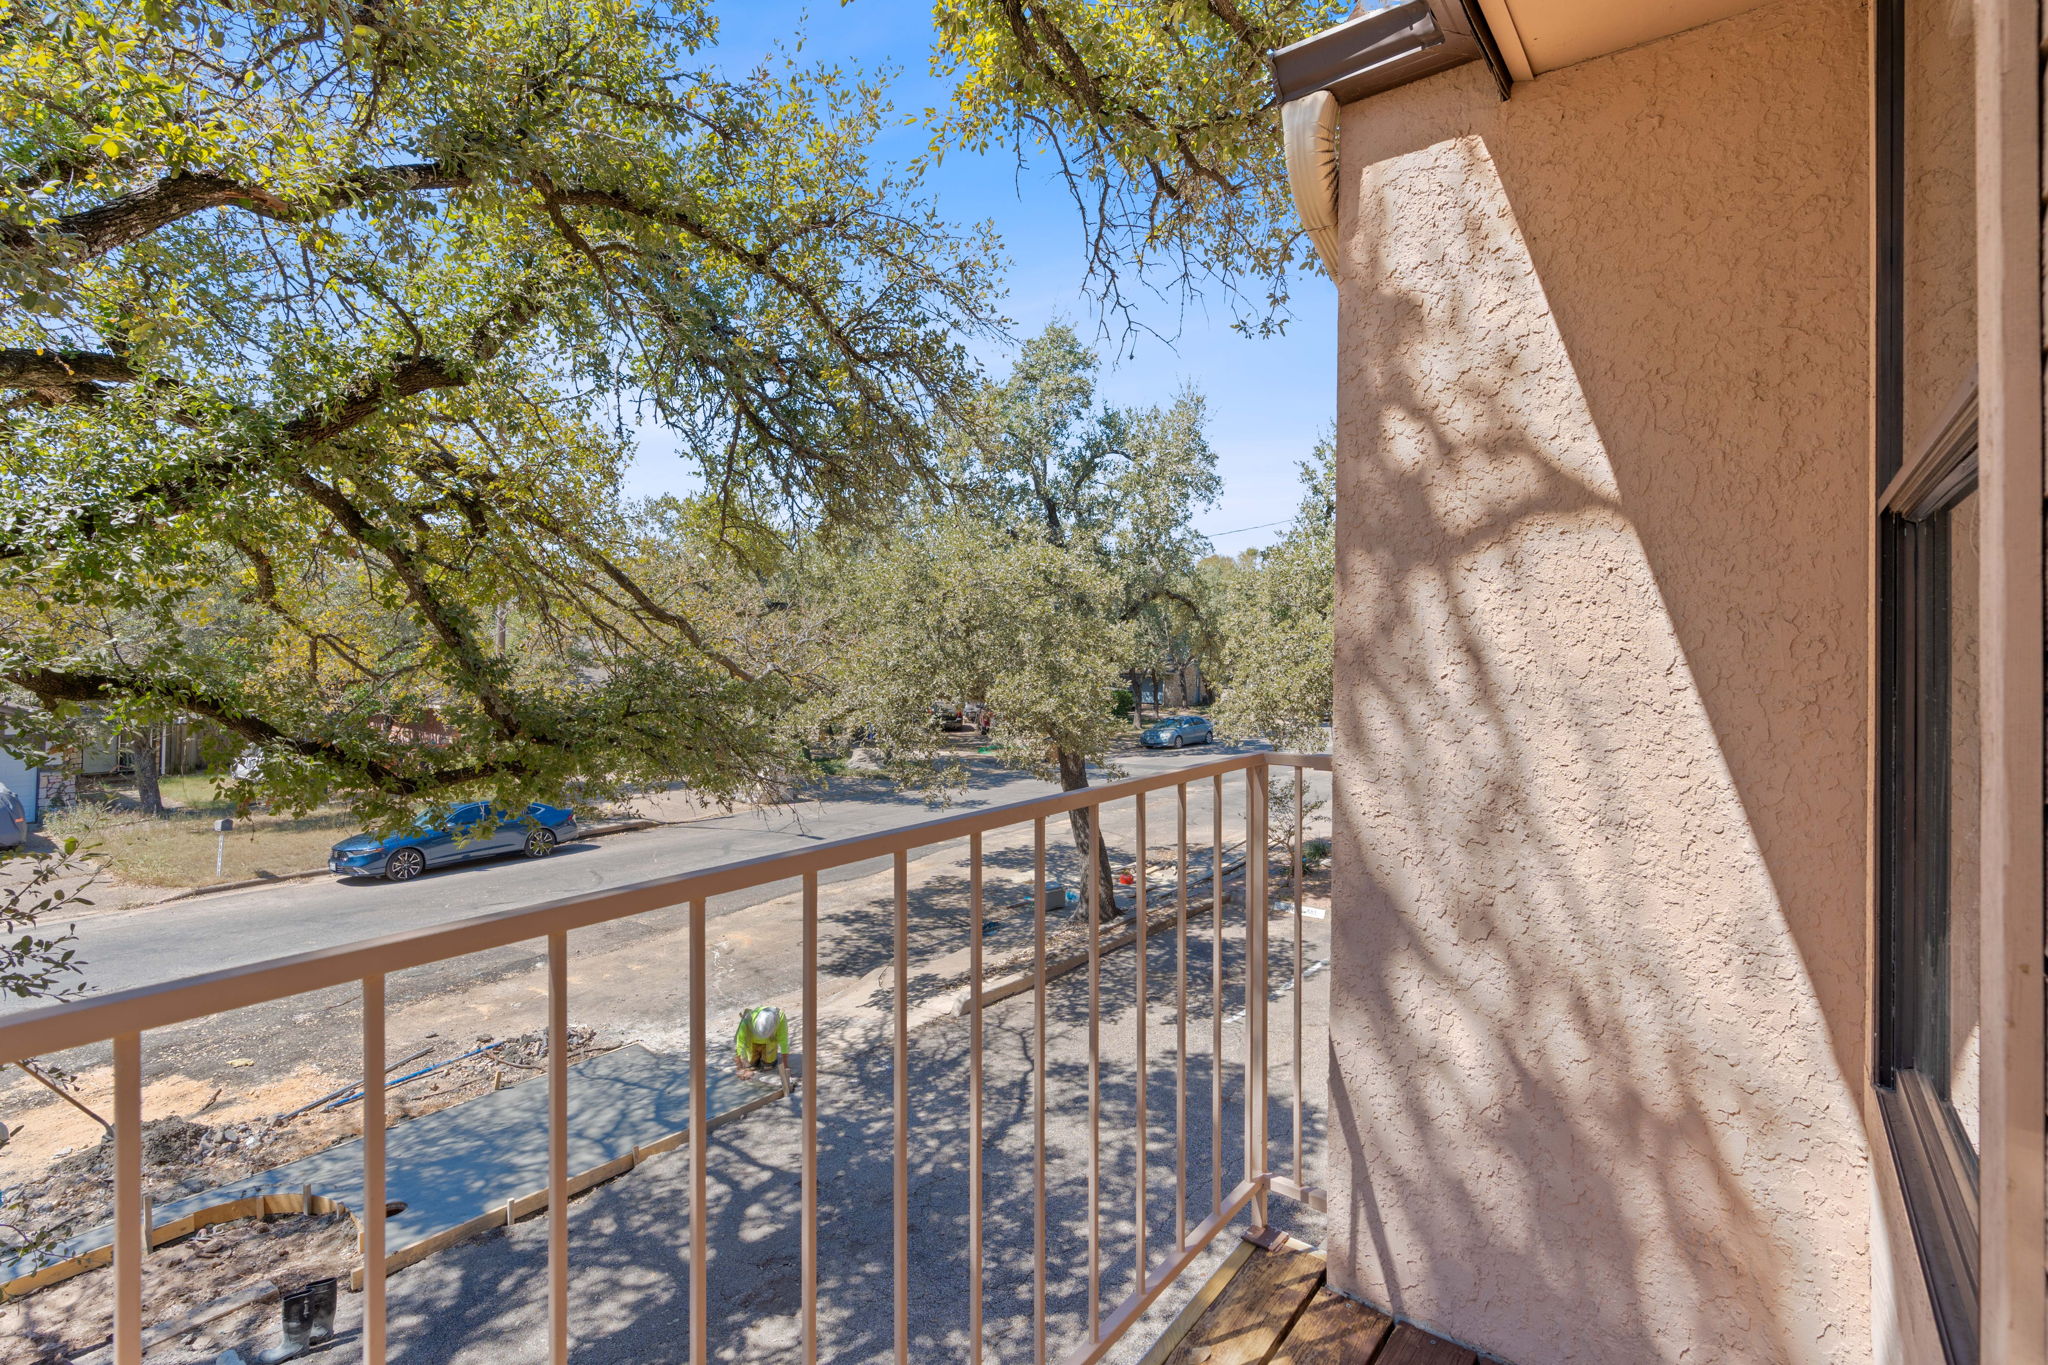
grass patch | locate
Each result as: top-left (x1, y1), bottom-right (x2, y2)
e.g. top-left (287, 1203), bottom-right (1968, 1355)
top-left (43, 777), bottom-right (363, 889)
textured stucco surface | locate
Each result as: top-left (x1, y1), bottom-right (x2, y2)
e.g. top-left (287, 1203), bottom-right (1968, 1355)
top-left (1325, 1), bottom-right (1879, 1360)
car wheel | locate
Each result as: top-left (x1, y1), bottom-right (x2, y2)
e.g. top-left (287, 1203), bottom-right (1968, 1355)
top-left (1173, 734), bottom-right (1184, 749)
top-left (385, 848), bottom-right (426, 882)
top-left (524, 828), bottom-right (558, 858)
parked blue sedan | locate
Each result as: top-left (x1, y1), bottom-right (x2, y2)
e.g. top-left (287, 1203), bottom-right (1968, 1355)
top-left (329, 802), bottom-right (580, 882)
top-left (1140, 715), bottom-right (1215, 749)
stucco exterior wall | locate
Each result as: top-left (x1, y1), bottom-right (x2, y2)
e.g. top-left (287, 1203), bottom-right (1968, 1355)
top-left (1325, 0), bottom-right (1881, 1360)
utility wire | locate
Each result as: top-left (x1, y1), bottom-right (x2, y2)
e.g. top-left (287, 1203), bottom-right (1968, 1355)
top-left (1204, 518), bottom-right (1289, 539)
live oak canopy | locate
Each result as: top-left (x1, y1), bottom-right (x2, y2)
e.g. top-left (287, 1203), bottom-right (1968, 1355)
top-left (0, 0), bottom-right (999, 823)
top-left (798, 324), bottom-right (1220, 916)
top-left (933, 0), bottom-right (1347, 328)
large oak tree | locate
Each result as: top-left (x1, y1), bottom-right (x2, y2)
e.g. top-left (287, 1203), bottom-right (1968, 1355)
top-left (0, 0), bottom-right (999, 823)
top-left (803, 325), bottom-right (1219, 917)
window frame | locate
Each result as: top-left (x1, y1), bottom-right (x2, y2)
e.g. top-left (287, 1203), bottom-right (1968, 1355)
top-left (1873, 3), bottom-right (1983, 1355)
top-left (1876, 395), bottom-right (1983, 1365)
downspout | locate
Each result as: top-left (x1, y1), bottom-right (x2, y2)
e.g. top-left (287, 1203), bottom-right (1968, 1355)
top-left (1282, 91), bottom-right (1342, 280)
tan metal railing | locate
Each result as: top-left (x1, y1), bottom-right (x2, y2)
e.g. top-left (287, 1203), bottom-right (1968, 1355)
top-left (0, 749), bottom-right (1332, 1365)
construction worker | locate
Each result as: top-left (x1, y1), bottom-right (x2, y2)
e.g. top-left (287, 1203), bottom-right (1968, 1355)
top-left (733, 1005), bottom-right (790, 1084)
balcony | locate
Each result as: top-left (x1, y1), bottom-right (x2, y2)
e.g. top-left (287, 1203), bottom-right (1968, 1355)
top-left (0, 751), bottom-right (1334, 1364)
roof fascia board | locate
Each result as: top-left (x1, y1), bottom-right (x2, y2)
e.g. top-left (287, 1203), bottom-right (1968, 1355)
top-left (1271, 0), bottom-right (1509, 105)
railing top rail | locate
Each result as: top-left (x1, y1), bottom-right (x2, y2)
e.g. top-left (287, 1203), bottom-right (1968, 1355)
top-left (0, 749), bottom-right (1328, 1061)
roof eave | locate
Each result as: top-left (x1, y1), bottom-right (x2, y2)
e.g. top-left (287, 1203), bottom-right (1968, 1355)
top-left (1269, 0), bottom-right (1511, 107)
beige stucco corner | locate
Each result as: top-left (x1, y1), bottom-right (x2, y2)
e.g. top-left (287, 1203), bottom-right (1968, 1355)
top-left (1323, 0), bottom-right (1882, 1360)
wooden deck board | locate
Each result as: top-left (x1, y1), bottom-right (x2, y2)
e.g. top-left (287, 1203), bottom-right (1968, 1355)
top-left (1158, 1241), bottom-right (1324, 1364)
top-left (1371, 1322), bottom-right (1479, 1365)
top-left (1160, 1242), bottom-right (1502, 1365)
top-left (1267, 1285), bottom-right (1394, 1365)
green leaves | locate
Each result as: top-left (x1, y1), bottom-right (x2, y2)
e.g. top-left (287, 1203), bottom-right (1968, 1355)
top-left (0, 0), bottom-right (1000, 820)
top-left (1207, 436), bottom-right (1333, 748)
top-left (798, 323), bottom-right (1220, 781)
top-left (930, 0), bottom-right (1348, 330)
top-left (0, 839), bottom-right (91, 1004)
top-left (801, 510), bottom-right (1138, 783)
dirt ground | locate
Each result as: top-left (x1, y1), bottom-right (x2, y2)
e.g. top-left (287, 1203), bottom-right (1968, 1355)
top-left (948, 845), bottom-right (1330, 995)
top-left (1, 1211), bottom-right (358, 1364)
top-left (0, 1029), bottom-right (612, 1363)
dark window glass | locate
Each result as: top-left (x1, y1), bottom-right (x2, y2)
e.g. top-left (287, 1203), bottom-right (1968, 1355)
top-left (1876, 3), bottom-right (1980, 1358)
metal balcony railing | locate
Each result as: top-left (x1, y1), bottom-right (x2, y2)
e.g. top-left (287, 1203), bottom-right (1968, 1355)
top-left (0, 749), bottom-right (1332, 1365)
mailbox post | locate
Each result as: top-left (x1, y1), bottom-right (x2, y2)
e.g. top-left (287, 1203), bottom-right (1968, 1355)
top-left (214, 816), bottom-right (233, 878)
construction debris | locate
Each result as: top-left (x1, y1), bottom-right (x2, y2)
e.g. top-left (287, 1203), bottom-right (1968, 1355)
top-left (0, 1025), bottom-right (617, 1358)
top-left (1, 1215), bottom-right (352, 1365)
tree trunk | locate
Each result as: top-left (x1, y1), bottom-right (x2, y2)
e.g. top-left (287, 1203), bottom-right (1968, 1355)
top-left (131, 730), bottom-right (163, 816)
top-left (1055, 746), bottom-right (1120, 921)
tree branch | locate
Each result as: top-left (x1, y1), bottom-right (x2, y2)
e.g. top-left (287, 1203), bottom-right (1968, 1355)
top-left (0, 349), bottom-right (138, 387)
top-left (282, 292), bottom-right (542, 445)
top-left (0, 293), bottom-right (547, 564)
top-left (3, 164), bottom-right (468, 262)
top-left (5, 665), bottom-right (529, 795)
top-left (285, 469), bottom-right (532, 744)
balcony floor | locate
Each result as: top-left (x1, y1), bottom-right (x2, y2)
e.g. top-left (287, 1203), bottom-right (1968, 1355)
top-left (1151, 1239), bottom-right (1504, 1365)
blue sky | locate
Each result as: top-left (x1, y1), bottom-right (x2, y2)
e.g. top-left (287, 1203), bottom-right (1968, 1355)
top-left (618, 0), bottom-right (1337, 552)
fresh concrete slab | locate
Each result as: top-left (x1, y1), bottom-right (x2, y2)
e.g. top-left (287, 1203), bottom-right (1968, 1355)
top-left (3, 1045), bottom-right (783, 1296)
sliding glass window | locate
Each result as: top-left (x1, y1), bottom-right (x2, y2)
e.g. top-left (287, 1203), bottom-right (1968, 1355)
top-left (1875, 0), bottom-right (1980, 1359)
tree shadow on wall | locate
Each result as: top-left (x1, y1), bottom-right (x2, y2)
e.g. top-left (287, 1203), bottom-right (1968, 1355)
top-left (1327, 127), bottom-right (1861, 1365)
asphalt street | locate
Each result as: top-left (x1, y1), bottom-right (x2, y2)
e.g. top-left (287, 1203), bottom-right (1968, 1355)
top-left (15, 743), bottom-right (1300, 1005)
top-left (0, 745), bottom-right (1330, 1131)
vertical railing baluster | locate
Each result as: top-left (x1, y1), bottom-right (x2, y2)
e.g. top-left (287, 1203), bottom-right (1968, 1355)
top-left (362, 977), bottom-right (387, 1365)
top-left (1133, 794), bottom-right (1148, 1285)
top-left (893, 850), bottom-right (910, 1365)
top-left (802, 872), bottom-right (819, 1365)
top-left (113, 1032), bottom-right (142, 1365)
top-left (1247, 766), bottom-right (1269, 1231)
top-left (1244, 769), bottom-right (1255, 1198)
top-left (15, 759), bottom-right (1352, 1365)
top-left (1032, 817), bottom-right (1048, 1365)
top-left (1086, 798), bottom-right (1102, 1339)
top-left (689, 897), bottom-right (709, 1365)
top-left (969, 832), bottom-right (985, 1365)
top-left (1174, 782), bottom-right (1189, 1253)
top-left (1292, 764), bottom-right (1305, 1188)
top-left (1210, 773), bottom-right (1224, 1222)
top-left (547, 930), bottom-right (570, 1365)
